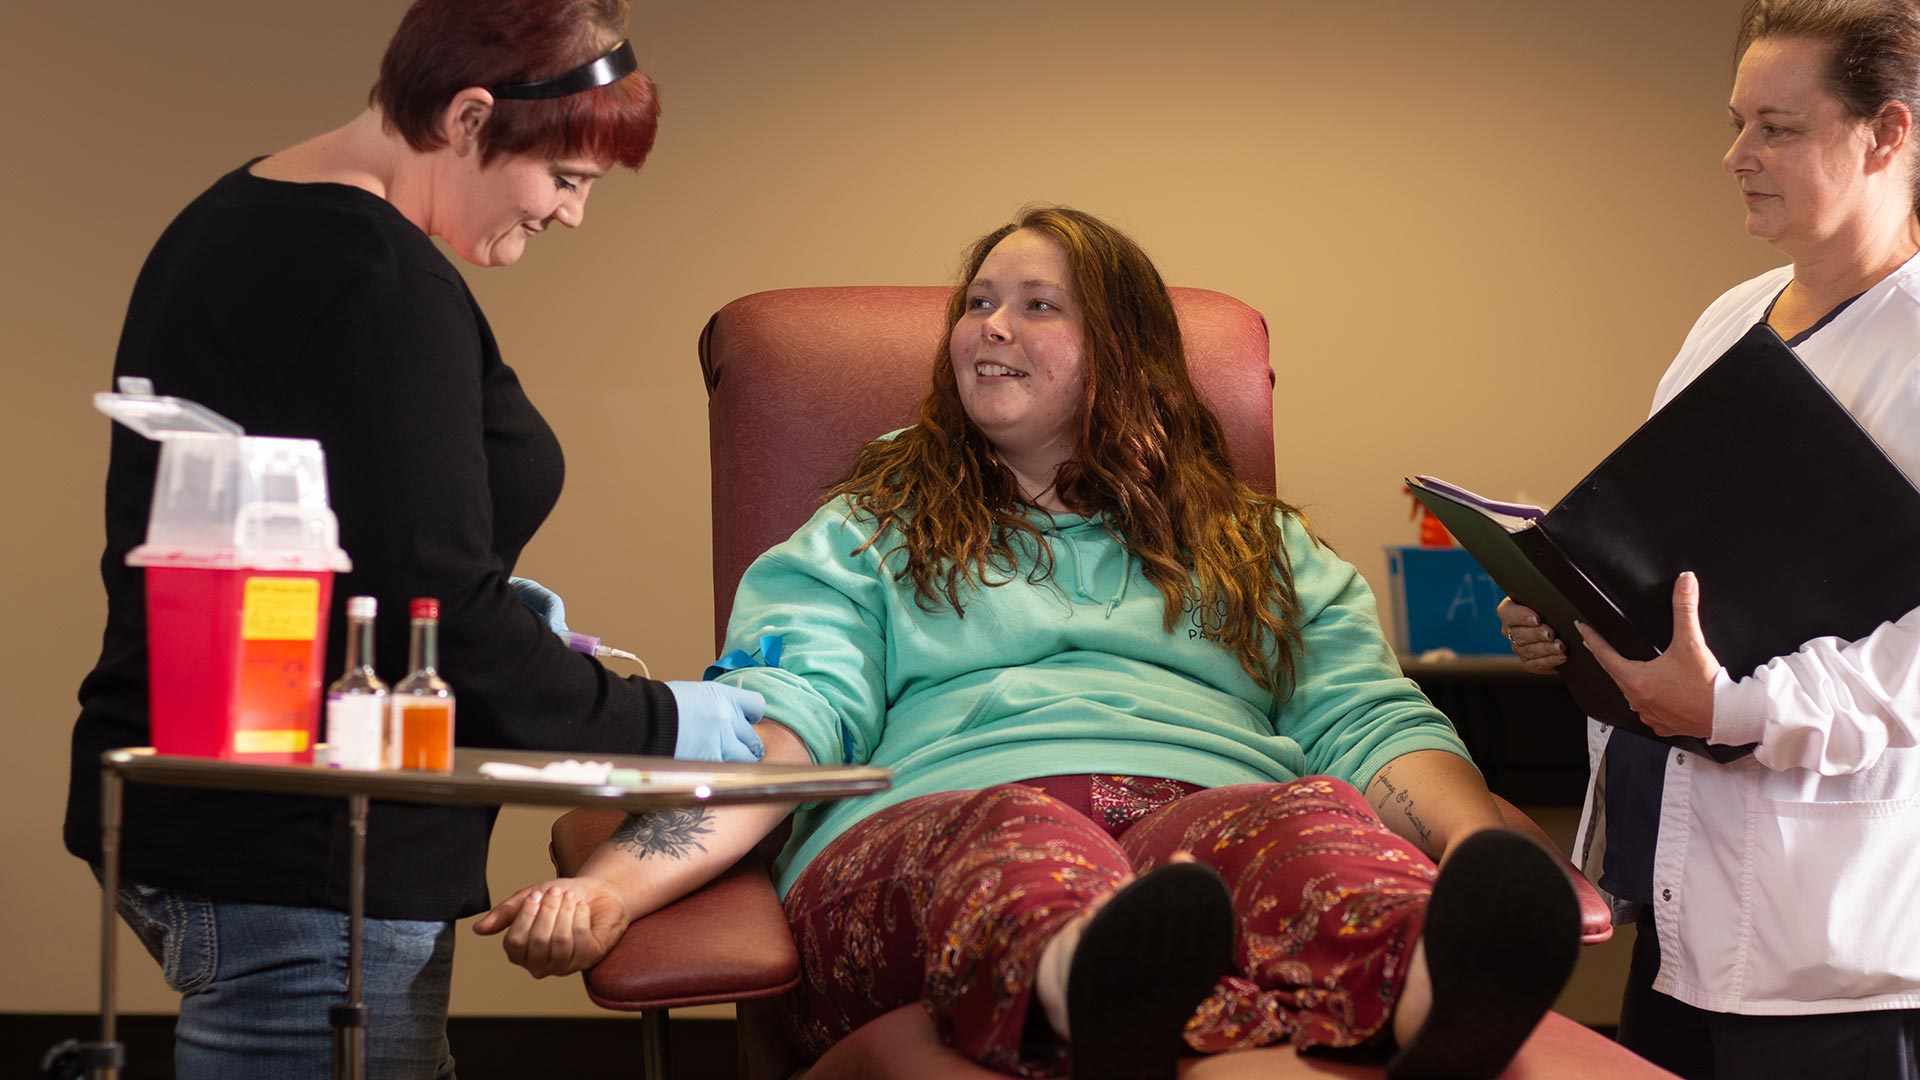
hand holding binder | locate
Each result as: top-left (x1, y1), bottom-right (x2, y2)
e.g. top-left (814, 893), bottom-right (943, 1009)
top-left (1577, 572), bottom-right (1718, 742)
top-left (1408, 323), bottom-right (1920, 765)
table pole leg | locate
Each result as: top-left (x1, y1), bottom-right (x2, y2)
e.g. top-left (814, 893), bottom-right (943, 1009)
top-left (84, 766), bottom-right (126, 1079)
top-left (331, 793), bottom-right (369, 1080)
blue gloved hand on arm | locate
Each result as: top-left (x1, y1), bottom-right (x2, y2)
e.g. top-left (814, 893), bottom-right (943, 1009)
top-left (509, 576), bottom-right (571, 637)
top-left (665, 682), bottom-right (766, 762)
top-left (512, 578), bottom-right (756, 756)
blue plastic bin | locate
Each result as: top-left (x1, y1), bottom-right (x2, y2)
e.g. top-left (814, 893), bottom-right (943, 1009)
top-left (1383, 545), bottom-right (1509, 656)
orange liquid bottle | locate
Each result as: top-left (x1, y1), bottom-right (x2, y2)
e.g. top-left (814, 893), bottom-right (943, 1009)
top-left (389, 597), bottom-right (455, 772)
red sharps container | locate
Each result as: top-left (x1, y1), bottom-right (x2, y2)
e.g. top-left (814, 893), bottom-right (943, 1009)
top-left (96, 379), bottom-right (353, 763)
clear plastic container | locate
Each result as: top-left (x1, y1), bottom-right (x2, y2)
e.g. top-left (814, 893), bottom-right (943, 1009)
top-left (97, 382), bottom-right (347, 572)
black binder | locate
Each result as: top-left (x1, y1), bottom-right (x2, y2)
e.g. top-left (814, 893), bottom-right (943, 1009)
top-left (1409, 323), bottom-right (1920, 763)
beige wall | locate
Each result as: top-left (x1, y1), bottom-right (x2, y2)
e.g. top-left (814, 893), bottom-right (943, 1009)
top-left (3, 0), bottom-right (1775, 1021)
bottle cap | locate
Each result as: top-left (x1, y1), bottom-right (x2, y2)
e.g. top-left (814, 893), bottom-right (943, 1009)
top-left (410, 597), bottom-right (441, 620)
top-left (346, 595), bottom-right (377, 619)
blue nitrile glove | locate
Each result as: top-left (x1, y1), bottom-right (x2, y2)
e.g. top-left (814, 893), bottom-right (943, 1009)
top-left (509, 576), bottom-right (571, 637)
top-left (665, 681), bottom-right (766, 762)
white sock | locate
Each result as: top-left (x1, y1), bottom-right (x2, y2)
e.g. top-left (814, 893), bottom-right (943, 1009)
top-left (1034, 913), bottom-right (1086, 1041)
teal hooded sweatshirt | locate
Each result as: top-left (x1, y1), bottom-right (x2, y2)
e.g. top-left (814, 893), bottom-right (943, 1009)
top-left (715, 497), bottom-right (1473, 895)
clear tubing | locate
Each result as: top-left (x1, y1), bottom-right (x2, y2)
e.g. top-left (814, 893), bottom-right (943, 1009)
top-left (565, 632), bottom-right (650, 678)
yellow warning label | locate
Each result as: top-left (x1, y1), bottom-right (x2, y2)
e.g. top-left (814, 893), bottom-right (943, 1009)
top-left (233, 729), bottom-right (311, 754)
top-left (241, 577), bottom-right (320, 641)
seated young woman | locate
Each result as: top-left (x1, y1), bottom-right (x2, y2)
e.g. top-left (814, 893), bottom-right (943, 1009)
top-left (477, 207), bottom-right (1580, 1080)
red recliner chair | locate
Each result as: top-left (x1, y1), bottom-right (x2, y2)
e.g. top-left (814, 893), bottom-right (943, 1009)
top-left (549, 286), bottom-right (1665, 1080)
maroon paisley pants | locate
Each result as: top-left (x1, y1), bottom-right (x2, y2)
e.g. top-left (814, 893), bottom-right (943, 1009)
top-left (779, 775), bottom-right (1436, 1075)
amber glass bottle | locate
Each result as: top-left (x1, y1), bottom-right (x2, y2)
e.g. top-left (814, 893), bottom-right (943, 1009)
top-left (389, 598), bottom-right (454, 772)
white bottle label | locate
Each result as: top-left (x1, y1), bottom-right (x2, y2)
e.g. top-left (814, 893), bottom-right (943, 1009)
top-left (325, 694), bottom-right (386, 771)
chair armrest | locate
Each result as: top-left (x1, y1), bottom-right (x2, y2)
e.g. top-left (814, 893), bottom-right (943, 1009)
top-left (547, 808), bottom-right (802, 1010)
top-left (1489, 795), bottom-right (1613, 945)
top-left (549, 808), bottom-right (627, 875)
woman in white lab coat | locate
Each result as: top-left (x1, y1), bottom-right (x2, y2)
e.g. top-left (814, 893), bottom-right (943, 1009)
top-left (1500, 2), bottom-right (1920, 1076)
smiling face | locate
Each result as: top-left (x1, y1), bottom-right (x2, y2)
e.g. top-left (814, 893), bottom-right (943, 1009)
top-left (949, 229), bottom-right (1089, 478)
top-left (441, 152), bottom-right (606, 267)
top-left (1723, 36), bottom-right (1881, 254)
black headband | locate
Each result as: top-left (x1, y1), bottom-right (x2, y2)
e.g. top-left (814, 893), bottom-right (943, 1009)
top-left (490, 40), bottom-right (637, 100)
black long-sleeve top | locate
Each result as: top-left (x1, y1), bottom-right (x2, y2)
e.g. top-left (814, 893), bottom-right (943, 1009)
top-left (65, 162), bottom-right (679, 919)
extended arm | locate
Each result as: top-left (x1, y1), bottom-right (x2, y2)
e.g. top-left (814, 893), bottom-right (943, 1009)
top-left (474, 720), bottom-right (812, 977)
top-left (1272, 515), bottom-right (1486, 839)
top-left (1364, 749), bottom-right (1506, 862)
top-left (295, 272), bottom-right (679, 757)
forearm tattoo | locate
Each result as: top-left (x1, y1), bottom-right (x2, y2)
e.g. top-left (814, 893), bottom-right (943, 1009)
top-left (1369, 765), bottom-right (1435, 851)
top-left (610, 808), bottom-right (715, 861)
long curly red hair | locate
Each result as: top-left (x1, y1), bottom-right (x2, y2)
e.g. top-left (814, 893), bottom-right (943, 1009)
top-left (829, 208), bottom-right (1308, 693)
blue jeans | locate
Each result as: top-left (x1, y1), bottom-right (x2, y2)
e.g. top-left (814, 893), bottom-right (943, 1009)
top-left (112, 878), bottom-right (457, 1079)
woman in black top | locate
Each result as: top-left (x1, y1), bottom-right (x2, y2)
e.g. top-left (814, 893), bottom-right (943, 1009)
top-left (64, 2), bottom-right (759, 1075)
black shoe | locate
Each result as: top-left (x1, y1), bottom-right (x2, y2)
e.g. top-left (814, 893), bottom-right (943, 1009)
top-left (1386, 830), bottom-right (1581, 1080)
top-left (1067, 861), bottom-right (1237, 1080)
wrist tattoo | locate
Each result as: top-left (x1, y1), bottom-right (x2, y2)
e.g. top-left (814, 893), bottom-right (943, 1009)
top-left (610, 808), bottom-right (714, 861)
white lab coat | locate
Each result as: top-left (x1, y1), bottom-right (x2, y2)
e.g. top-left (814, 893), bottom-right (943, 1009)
top-left (1573, 254), bottom-right (1920, 1015)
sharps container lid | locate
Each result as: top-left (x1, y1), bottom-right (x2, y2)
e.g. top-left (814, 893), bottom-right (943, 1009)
top-left (95, 378), bottom-right (353, 574)
top-left (93, 376), bottom-right (245, 440)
